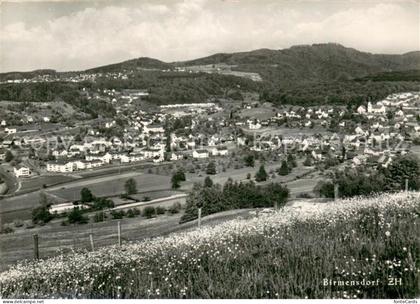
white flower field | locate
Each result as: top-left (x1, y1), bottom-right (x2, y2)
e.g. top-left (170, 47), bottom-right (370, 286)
top-left (1, 192), bottom-right (419, 299)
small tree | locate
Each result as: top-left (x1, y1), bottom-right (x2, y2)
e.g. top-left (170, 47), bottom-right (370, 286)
top-left (32, 192), bottom-right (53, 224)
top-left (124, 178), bottom-right (137, 195)
top-left (255, 164), bottom-right (268, 182)
top-left (277, 160), bottom-right (290, 176)
top-left (303, 155), bottom-right (313, 167)
top-left (169, 202), bottom-right (182, 214)
top-left (171, 174), bottom-right (181, 189)
top-left (5, 150), bottom-right (13, 162)
top-left (204, 176), bottom-right (213, 187)
top-left (80, 187), bottom-right (94, 203)
top-left (142, 206), bottom-right (156, 218)
top-left (171, 169), bottom-right (186, 189)
top-left (287, 154), bottom-right (297, 168)
top-left (206, 161), bottom-right (217, 175)
top-left (32, 206), bottom-right (53, 224)
top-left (156, 206), bottom-right (166, 215)
top-left (244, 154), bottom-right (255, 167)
top-left (67, 207), bottom-right (88, 224)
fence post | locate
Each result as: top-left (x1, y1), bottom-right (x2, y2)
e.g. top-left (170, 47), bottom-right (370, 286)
top-left (198, 208), bottom-right (202, 228)
top-left (334, 184), bottom-right (339, 201)
top-left (117, 221), bottom-right (122, 246)
top-left (405, 178), bottom-right (409, 193)
top-left (89, 233), bottom-right (94, 251)
top-left (33, 234), bottom-right (39, 260)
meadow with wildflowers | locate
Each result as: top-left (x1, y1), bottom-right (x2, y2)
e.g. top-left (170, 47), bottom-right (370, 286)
top-left (1, 192), bottom-right (419, 299)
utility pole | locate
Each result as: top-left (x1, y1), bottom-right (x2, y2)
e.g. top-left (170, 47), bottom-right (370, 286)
top-left (33, 234), bottom-right (39, 260)
top-left (117, 221), bottom-right (122, 246)
top-left (334, 184), bottom-right (339, 201)
top-left (89, 233), bottom-right (94, 251)
top-left (198, 208), bottom-right (202, 228)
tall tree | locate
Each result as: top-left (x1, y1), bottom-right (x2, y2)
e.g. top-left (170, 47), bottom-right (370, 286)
top-left (80, 187), bottom-right (94, 203)
top-left (124, 178), bottom-right (137, 195)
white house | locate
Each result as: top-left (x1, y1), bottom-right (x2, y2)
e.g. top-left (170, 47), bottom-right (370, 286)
top-left (211, 146), bottom-right (228, 156)
top-left (14, 165), bottom-right (31, 178)
top-left (46, 160), bottom-right (74, 173)
top-left (52, 149), bottom-right (69, 158)
top-left (86, 152), bottom-right (112, 164)
top-left (368, 102), bottom-right (386, 114)
top-left (193, 149), bottom-right (209, 159)
top-left (170, 152), bottom-right (182, 161)
top-left (248, 121), bottom-right (262, 130)
top-left (357, 105), bottom-right (366, 115)
top-left (143, 148), bottom-right (164, 160)
top-left (5, 127), bottom-right (17, 135)
top-left (143, 124), bottom-right (164, 134)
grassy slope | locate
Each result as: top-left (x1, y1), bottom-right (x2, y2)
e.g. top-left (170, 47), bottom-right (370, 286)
top-left (1, 192), bottom-right (419, 299)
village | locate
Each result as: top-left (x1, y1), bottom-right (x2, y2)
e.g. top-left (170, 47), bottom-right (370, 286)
top-left (1, 90), bottom-right (419, 181)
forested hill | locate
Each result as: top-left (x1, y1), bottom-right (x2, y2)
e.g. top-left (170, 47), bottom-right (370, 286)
top-left (1, 43), bottom-right (419, 108)
top-left (178, 43), bottom-right (420, 82)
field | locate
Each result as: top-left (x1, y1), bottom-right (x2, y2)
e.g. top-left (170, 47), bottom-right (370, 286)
top-left (1, 192), bottom-right (418, 299)
top-left (0, 172), bottom-right (171, 224)
top-left (0, 208), bottom-right (252, 272)
top-left (18, 175), bottom-right (78, 194)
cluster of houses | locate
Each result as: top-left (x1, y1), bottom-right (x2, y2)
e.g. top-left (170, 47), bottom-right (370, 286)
top-left (0, 71), bottom-right (132, 85)
top-left (2, 90), bottom-right (419, 179)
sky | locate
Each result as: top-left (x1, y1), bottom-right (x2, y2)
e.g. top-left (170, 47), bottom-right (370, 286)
top-left (0, 0), bottom-right (419, 72)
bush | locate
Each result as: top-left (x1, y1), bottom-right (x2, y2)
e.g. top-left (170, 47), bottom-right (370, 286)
top-left (110, 210), bottom-right (125, 220)
top-left (156, 206), bottom-right (166, 215)
top-left (169, 202), bottom-right (182, 214)
top-left (142, 206), bottom-right (156, 219)
top-left (92, 198), bottom-right (114, 210)
top-left (32, 206), bottom-right (53, 225)
top-left (67, 207), bottom-right (89, 224)
top-left (126, 209), bottom-right (139, 218)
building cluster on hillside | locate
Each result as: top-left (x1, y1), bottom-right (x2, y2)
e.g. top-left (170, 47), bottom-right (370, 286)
top-left (1, 91), bottom-right (419, 179)
top-left (0, 71), bottom-right (132, 85)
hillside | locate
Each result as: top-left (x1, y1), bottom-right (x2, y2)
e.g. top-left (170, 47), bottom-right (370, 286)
top-left (86, 57), bottom-right (172, 73)
top-left (84, 43), bottom-right (420, 83)
top-left (180, 43), bottom-right (420, 82)
top-left (1, 192), bottom-right (419, 299)
top-left (1, 44), bottom-right (419, 107)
